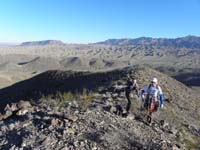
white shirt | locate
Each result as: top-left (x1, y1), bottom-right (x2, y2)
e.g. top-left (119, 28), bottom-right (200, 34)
top-left (142, 85), bottom-right (163, 98)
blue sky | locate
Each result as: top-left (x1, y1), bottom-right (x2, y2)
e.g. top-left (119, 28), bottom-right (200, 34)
top-left (0, 0), bottom-right (200, 43)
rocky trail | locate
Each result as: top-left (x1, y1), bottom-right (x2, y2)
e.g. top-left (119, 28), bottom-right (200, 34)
top-left (0, 99), bottom-right (182, 150)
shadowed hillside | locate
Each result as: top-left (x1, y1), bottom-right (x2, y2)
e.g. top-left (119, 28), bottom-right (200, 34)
top-left (0, 69), bottom-right (126, 109)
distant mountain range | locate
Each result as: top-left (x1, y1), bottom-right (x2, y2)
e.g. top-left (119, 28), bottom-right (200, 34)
top-left (95, 35), bottom-right (200, 49)
top-left (20, 40), bottom-right (65, 46)
top-left (17, 36), bottom-right (200, 49)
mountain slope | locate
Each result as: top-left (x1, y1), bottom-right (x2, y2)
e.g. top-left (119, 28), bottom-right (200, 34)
top-left (0, 66), bottom-right (199, 149)
top-left (0, 66), bottom-right (199, 125)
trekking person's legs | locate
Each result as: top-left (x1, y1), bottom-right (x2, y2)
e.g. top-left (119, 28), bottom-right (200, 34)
top-left (147, 97), bottom-right (156, 125)
top-left (125, 89), bottom-right (131, 113)
top-left (143, 95), bottom-right (149, 110)
top-left (147, 98), bottom-right (152, 124)
top-left (147, 112), bottom-right (152, 124)
top-left (155, 100), bottom-right (159, 111)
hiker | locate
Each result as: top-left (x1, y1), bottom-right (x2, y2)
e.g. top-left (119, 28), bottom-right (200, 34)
top-left (141, 77), bottom-right (164, 123)
top-left (125, 76), bottom-right (139, 114)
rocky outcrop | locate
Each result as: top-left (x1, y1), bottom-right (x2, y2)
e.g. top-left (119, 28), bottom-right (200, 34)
top-left (0, 100), bottom-right (32, 120)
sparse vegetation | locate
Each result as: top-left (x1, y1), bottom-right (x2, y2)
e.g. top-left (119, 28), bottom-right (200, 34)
top-left (78, 88), bottom-right (94, 110)
top-left (55, 91), bottom-right (75, 108)
top-left (183, 139), bottom-right (199, 150)
top-left (177, 127), bottom-right (200, 150)
top-left (38, 89), bottom-right (94, 110)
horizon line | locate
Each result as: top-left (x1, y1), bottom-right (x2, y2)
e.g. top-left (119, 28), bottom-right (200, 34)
top-left (0, 34), bottom-right (199, 45)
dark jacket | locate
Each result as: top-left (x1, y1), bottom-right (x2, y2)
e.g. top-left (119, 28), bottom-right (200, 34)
top-left (125, 78), bottom-right (139, 96)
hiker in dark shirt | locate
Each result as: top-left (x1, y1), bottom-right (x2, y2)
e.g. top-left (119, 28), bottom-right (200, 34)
top-left (125, 76), bottom-right (139, 114)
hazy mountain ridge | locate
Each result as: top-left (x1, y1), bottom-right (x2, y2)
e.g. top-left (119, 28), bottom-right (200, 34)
top-left (0, 43), bottom-right (17, 47)
top-left (96, 35), bottom-right (200, 49)
top-left (20, 40), bottom-right (65, 46)
top-left (16, 35), bottom-right (200, 49)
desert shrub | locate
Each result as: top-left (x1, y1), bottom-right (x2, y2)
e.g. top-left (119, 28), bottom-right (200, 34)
top-left (57, 91), bottom-right (74, 102)
top-left (55, 91), bottom-right (75, 108)
top-left (78, 88), bottom-right (94, 110)
top-left (37, 93), bottom-right (58, 108)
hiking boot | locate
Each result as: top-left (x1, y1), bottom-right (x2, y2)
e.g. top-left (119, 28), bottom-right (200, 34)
top-left (160, 120), bottom-right (165, 126)
top-left (122, 111), bottom-right (129, 118)
top-left (147, 115), bottom-right (152, 124)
